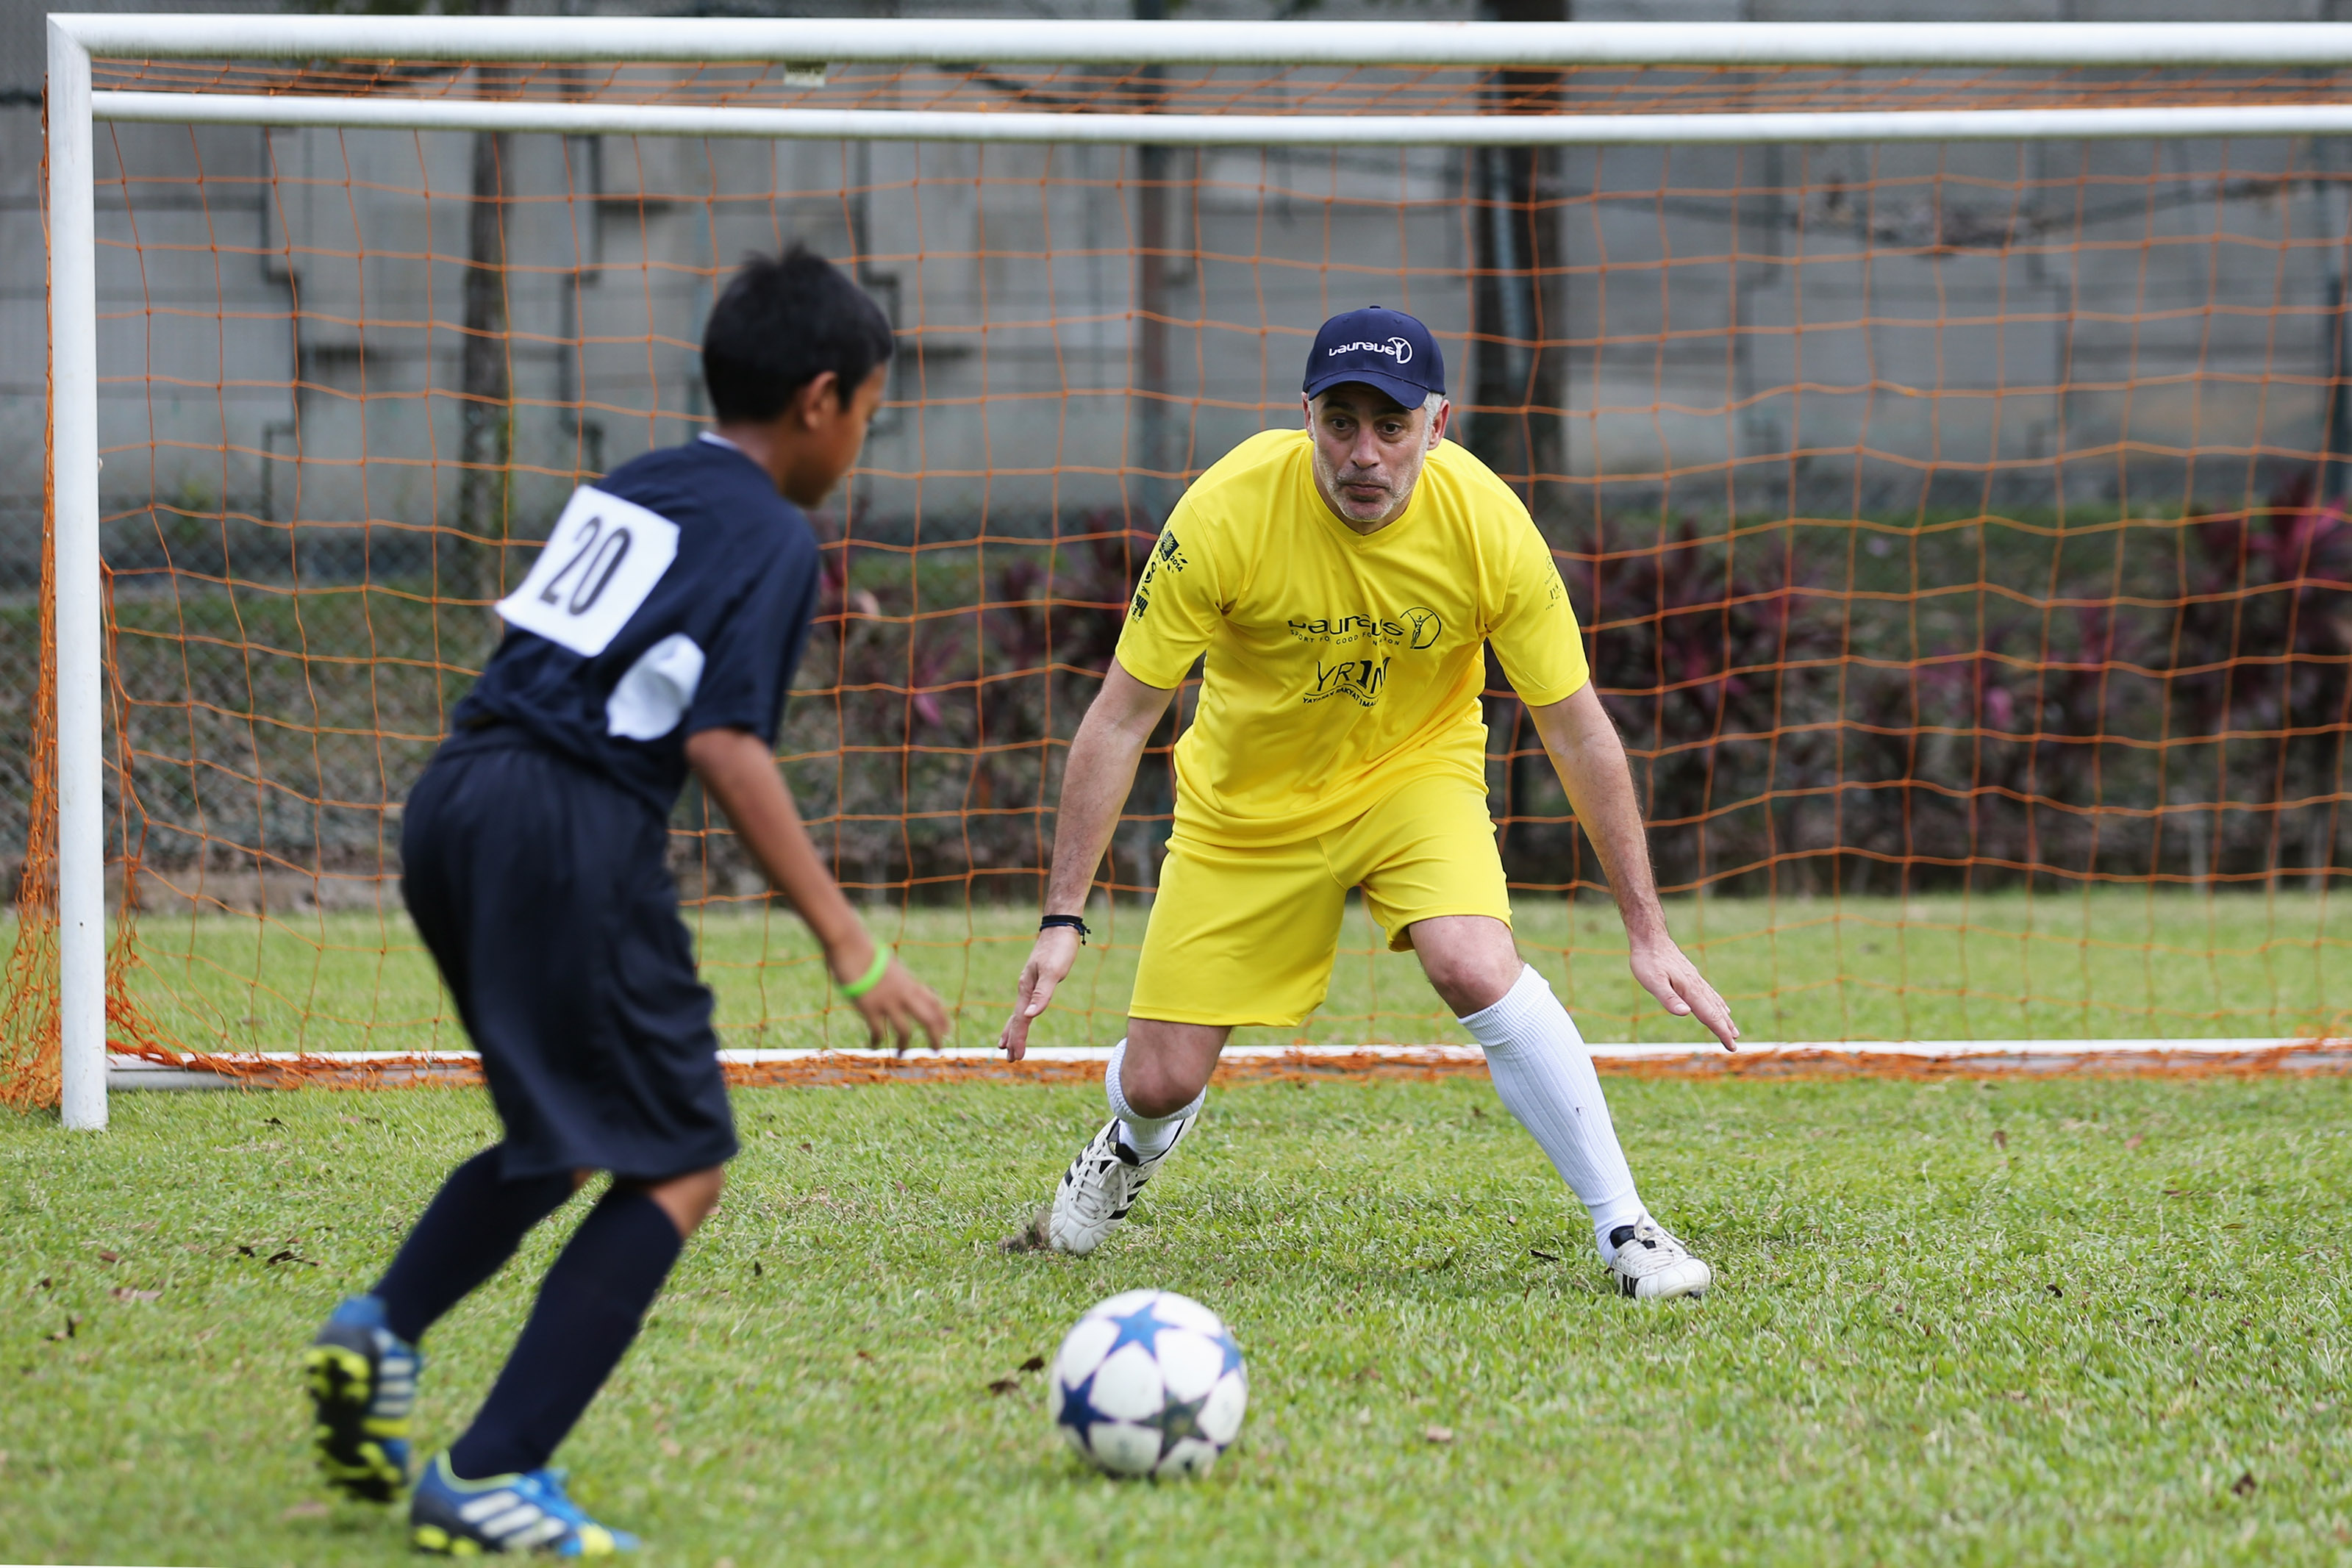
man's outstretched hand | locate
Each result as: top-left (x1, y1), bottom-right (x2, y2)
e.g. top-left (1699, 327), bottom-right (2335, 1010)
top-left (998, 926), bottom-right (1083, 1062)
top-left (1629, 937), bottom-right (1740, 1051)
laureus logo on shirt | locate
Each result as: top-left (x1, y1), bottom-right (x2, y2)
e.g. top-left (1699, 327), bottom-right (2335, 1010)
top-left (1286, 606), bottom-right (1443, 650)
top-left (1129, 529), bottom-right (1189, 620)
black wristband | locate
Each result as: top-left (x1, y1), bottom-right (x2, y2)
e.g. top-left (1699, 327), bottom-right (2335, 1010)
top-left (1039, 913), bottom-right (1090, 944)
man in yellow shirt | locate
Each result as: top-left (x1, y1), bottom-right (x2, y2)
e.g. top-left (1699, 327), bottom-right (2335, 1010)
top-left (999, 307), bottom-right (1739, 1300)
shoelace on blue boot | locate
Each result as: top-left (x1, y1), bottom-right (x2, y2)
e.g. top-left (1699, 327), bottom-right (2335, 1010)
top-left (304, 1295), bottom-right (421, 1502)
top-left (410, 1451), bottom-right (640, 1556)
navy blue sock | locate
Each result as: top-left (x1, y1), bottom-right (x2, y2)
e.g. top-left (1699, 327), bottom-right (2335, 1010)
top-left (447, 1186), bottom-right (684, 1481)
top-left (372, 1147), bottom-right (574, 1345)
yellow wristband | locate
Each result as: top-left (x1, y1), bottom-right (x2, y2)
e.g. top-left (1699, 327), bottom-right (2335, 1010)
top-left (838, 944), bottom-right (893, 1000)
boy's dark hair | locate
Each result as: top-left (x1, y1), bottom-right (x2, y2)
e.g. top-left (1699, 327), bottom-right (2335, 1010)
top-left (701, 246), bottom-right (895, 423)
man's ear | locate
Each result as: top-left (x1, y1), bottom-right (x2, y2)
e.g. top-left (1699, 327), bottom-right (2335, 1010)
top-left (1427, 398), bottom-right (1451, 448)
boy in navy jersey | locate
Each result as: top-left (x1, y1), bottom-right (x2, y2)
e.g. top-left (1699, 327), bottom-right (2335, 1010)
top-left (301, 248), bottom-right (949, 1556)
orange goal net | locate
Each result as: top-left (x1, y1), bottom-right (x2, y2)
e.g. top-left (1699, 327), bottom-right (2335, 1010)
top-left (11, 46), bottom-right (2352, 1106)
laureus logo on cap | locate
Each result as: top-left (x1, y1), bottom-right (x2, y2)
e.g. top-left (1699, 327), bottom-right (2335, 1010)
top-left (1304, 307), bottom-right (1445, 410)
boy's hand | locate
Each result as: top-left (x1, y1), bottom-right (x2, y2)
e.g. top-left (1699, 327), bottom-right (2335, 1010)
top-left (836, 947), bottom-right (951, 1055)
top-left (998, 926), bottom-right (1082, 1062)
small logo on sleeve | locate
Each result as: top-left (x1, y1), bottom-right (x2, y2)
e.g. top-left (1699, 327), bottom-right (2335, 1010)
top-left (1129, 529), bottom-right (1189, 620)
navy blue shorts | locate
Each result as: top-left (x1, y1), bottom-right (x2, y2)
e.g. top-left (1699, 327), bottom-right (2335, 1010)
top-left (401, 731), bottom-right (738, 1183)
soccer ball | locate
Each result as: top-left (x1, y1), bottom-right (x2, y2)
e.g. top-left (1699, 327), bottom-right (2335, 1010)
top-left (1048, 1289), bottom-right (1248, 1479)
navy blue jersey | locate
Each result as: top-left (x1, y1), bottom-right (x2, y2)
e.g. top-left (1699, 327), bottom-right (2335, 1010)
top-left (447, 436), bottom-right (822, 816)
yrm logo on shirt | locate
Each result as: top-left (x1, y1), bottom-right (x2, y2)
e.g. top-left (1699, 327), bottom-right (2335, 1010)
top-left (1308, 655), bottom-right (1391, 707)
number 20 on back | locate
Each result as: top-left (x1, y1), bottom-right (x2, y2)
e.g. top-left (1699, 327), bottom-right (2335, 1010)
top-left (496, 486), bottom-right (683, 659)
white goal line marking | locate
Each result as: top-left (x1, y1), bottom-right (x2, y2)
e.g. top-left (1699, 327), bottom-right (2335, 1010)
top-left (102, 1037), bottom-right (2352, 1089)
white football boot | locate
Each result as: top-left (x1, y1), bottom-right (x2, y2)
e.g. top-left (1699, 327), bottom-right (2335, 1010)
top-left (1043, 1114), bottom-right (1194, 1256)
top-left (1606, 1217), bottom-right (1713, 1300)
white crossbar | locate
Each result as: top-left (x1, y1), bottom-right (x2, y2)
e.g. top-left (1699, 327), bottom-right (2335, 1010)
top-left (49, 15), bottom-right (2352, 68)
top-left (89, 92), bottom-right (2352, 147)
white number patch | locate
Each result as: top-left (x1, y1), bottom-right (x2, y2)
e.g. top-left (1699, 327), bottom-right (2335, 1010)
top-left (496, 485), bottom-right (681, 658)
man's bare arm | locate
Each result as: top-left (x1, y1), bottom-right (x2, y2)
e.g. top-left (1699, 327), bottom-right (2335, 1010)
top-left (684, 726), bottom-right (951, 1052)
top-left (1526, 683), bottom-right (1740, 1050)
top-left (998, 659), bottom-right (1179, 1059)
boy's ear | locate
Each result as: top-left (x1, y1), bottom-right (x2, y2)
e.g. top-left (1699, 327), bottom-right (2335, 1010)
top-left (793, 370), bottom-right (843, 427)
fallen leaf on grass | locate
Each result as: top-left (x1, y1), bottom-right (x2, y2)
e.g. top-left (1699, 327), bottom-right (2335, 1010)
top-left (1992, 1130), bottom-right (2009, 1150)
top-left (2233, 1470), bottom-right (2258, 1497)
top-left (94, 1250), bottom-right (120, 1264)
top-left (986, 1378), bottom-right (1020, 1395)
top-left (279, 1500), bottom-right (330, 1522)
top-left (854, 1350), bottom-right (874, 1362)
top-left (1018, 1355), bottom-right (1045, 1372)
top-left (266, 1249), bottom-right (318, 1267)
top-left (110, 1288), bottom-right (160, 1303)
top-left (2124, 1134), bottom-right (2145, 1150)
top-left (1529, 1248), bottom-right (1559, 1262)
top-left (1423, 1425), bottom-right (1455, 1444)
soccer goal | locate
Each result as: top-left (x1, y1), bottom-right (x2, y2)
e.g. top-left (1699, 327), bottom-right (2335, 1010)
top-left (18, 15), bottom-right (2352, 1128)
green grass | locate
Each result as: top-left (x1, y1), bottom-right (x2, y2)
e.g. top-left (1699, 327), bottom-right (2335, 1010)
top-left (4, 1075), bottom-right (2351, 1564)
top-left (98, 889), bottom-right (2352, 1059)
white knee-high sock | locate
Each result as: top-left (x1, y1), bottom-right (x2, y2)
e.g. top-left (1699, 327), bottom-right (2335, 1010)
top-left (1104, 1039), bottom-right (1202, 1159)
top-left (1459, 965), bottom-right (1647, 1261)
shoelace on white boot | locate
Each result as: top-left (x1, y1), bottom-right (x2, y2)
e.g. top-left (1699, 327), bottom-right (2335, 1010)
top-left (1045, 1115), bottom-right (1191, 1256)
top-left (1607, 1217), bottom-right (1714, 1301)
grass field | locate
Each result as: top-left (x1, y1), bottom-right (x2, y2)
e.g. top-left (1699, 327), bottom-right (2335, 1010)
top-left (100, 889), bottom-right (2352, 1060)
top-left (4, 1074), bottom-right (2351, 1565)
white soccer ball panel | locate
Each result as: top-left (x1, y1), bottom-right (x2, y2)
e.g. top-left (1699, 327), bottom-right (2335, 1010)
top-left (1085, 1344), bottom-right (1168, 1421)
top-left (1199, 1369), bottom-right (1249, 1445)
top-left (1151, 1327), bottom-right (1224, 1403)
top-left (1154, 1437), bottom-right (1221, 1480)
top-left (1051, 1317), bottom-right (1119, 1382)
top-left (1143, 1292), bottom-right (1226, 1337)
top-left (1087, 1420), bottom-right (1162, 1477)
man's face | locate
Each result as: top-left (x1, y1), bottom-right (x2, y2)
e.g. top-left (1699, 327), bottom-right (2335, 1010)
top-left (1304, 383), bottom-right (1448, 530)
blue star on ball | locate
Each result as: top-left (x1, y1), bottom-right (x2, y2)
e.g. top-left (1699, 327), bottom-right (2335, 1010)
top-left (1143, 1389), bottom-right (1212, 1461)
top-left (1098, 1299), bottom-right (1177, 1359)
top-left (1055, 1369), bottom-right (1112, 1442)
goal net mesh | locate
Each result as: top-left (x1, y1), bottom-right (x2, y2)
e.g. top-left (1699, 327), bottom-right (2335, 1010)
top-left (10, 57), bottom-right (2352, 1103)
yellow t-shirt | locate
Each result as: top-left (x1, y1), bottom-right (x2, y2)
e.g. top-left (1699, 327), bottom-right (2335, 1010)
top-left (1115, 428), bottom-right (1590, 847)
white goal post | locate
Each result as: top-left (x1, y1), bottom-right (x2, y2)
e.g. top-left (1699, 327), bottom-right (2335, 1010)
top-left (44, 14), bottom-right (2352, 1128)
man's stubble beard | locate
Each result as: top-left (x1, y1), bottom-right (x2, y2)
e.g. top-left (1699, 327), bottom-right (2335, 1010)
top-left (1312, 443), bottom-right (1430, 528)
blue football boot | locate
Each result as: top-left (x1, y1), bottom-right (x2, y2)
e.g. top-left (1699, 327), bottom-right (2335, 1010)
top-left (410, 1451), bottom-right (640, 1556)
top-left (303, 1295), bottom-right (420, 1502)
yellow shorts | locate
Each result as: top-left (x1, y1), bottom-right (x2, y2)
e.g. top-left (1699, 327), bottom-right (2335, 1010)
top-left (1128, 773), bottom-right (1512, 1028)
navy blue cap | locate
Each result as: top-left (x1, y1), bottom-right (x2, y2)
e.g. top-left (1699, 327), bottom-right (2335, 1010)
top-left (1302, 306), bottom-right (1445, 408)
